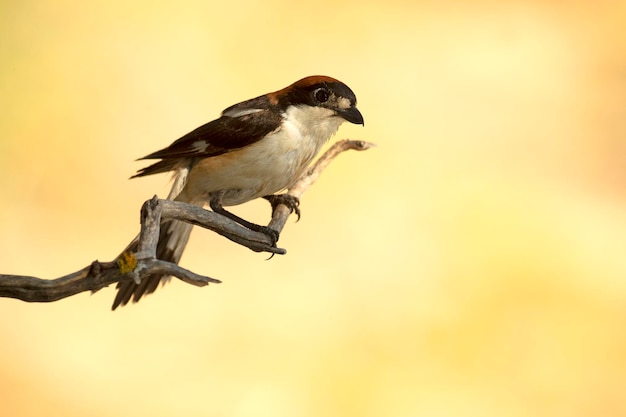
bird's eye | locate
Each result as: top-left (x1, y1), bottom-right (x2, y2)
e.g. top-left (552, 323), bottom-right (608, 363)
top-left (313, 88), bottom-right (330, 103)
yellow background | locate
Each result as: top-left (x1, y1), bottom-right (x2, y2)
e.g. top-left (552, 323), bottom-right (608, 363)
top-left (1, 0), bottom-right (626, 416)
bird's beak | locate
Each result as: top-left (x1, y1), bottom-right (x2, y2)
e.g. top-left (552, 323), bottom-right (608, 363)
top-left (338, 106), bottom-right (364, 126)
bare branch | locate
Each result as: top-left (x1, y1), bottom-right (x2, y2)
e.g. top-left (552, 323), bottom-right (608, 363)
top-left (0, 139), bottom-right (375, 304)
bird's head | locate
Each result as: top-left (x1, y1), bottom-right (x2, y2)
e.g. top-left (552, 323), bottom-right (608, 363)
top-left (269, 75), bottom-right (364, 126)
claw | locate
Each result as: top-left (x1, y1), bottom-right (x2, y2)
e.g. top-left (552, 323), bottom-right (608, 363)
top-left (264, 194), bottom-right (301, 221)
top-left (258, 225), bottom-right (279, 246)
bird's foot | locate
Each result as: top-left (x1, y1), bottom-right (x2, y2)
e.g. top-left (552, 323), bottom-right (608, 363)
top-left (263, 194), bottom-right (301, 221)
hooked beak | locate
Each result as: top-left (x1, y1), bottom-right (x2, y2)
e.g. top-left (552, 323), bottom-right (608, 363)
top-left (338, 106), bottom-right (364, 126)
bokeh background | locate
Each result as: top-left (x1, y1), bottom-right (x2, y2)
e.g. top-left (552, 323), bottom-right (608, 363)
top-left (1, 0), bottom-right (626, 416)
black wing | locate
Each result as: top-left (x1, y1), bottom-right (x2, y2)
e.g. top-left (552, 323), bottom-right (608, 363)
top-left (133, 96), bottom-right (282, 178)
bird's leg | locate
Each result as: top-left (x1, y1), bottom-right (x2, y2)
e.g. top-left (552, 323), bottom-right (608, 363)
top-left (263, 194), bottom-right (301, 221)
top-left (209, 193), bottom-right (279, 245)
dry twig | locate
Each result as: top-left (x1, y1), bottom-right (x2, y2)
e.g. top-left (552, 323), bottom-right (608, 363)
top-left (0, 139), bottom-right (375, 304)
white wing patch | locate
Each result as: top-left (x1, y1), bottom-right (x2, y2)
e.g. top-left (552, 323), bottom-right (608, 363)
top-left (222, 108), bottom-right (264, 118)
top-left (190, 140), bottom-right (209, 152)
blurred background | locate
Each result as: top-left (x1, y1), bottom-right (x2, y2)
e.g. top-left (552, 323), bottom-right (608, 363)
top-left (1, 0), bottom-right (625, 416)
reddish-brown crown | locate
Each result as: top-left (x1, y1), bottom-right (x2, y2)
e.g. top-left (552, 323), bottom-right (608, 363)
top-left (268, 75), bottom-right (345, 105)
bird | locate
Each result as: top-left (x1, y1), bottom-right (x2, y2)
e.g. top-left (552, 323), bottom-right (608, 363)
top-left (111, 75), bottom-right (364, 309)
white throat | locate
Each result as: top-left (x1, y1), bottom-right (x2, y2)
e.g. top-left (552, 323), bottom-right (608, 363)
top-left (282, 105), bottom-right (345, 149)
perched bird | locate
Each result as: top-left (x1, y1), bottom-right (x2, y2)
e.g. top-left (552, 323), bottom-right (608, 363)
top-left (112, 75), bottom-right (364, 309)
